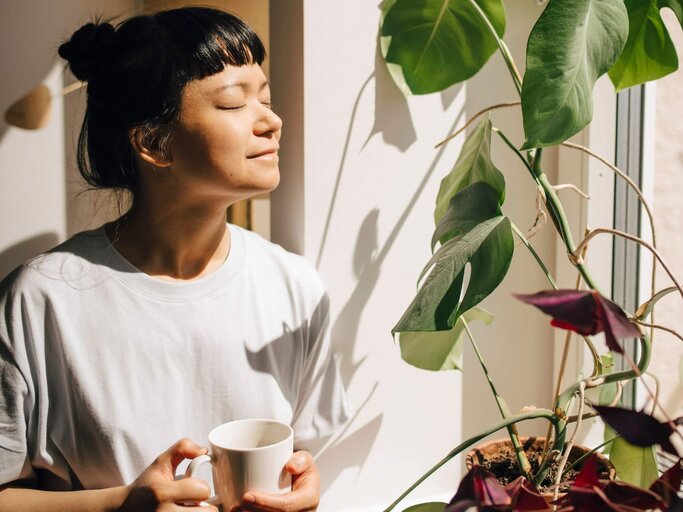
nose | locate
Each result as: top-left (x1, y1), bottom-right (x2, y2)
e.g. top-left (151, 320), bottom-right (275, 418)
top-left (254, 104), bottom-right (282, 137)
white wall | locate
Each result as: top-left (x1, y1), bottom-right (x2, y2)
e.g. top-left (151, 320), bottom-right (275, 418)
top-left (269, 2), bottom-right (582, 510)
top-left (0, 0), bottom-right (140, 279)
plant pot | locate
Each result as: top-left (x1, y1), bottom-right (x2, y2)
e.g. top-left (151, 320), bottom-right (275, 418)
top-left (465, 437), bottom-right (616, 511)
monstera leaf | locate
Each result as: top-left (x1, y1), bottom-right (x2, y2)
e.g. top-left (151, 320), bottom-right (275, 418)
top-left (399, 307), bottom-right (493, 371)
top-left (380, 0), bottom-right (506, 94)
top-left (393, 182), bottom-right (513, 334)
top-left (608, 0), bottom-right (683, 90)
top-left (609, 437), bottom-right (659, 488)
top-left (434, 116), bottom-right (506, 227)
top-left (521, 0), bottom-right (628, 149)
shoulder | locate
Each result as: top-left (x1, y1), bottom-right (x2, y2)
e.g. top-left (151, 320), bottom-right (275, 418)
top-left (0, 228), bottom-right (109, 300)
top-left (234, 225), bottom-right (326, 300)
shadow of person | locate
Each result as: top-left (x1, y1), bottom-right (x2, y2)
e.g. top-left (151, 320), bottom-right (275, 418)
top-left (0, 232), bottom-right (60, 280)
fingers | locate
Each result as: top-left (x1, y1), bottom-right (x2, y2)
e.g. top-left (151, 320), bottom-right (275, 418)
top-left (161, 477), bottom-right (212, 503)
top-left (155, 437), bottom-right (209, 471)
top-left (242, 453), bottom-right (320, 512)
top-left (160, 506), bottom-right (218, 512)
top-left (241, 488), bottom-right (319, 512)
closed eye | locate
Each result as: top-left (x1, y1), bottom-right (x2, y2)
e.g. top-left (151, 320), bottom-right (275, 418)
top-left (217, 105), bottom-right (245, 111)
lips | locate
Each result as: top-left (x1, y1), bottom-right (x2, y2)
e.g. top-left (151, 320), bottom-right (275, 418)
top-left (247, 147), bottom-right (279, 158)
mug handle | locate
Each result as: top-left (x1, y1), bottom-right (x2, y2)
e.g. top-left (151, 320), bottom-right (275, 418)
top-left (183, 453), bottom-right (221, 507)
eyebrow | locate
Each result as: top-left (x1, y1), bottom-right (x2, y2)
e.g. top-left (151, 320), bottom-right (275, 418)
top-left (213, 80), bottom-right (270, 94)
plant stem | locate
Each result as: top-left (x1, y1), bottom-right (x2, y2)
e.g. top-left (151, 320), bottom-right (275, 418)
top-left (383, 410), bottom-right (564, 512)
top-left (462, 319), bottom-right (533, 479)
top-left (553, 382), bottom-right (586, 504)
top-left (511, 223), bottom-right (558, 289)
top-left (535, 172), bottom-right (603, 293)
top-left (465, 0), bottom-right (523, 94)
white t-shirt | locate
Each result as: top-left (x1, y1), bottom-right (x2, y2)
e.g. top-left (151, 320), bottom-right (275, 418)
top-left (0, 223), bottom-right (348, 490)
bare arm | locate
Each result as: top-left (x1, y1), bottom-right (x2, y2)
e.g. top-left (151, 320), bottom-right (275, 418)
top-left (0, 438), bottom-right (215, 512)
top-left (0, 485), bottom-right (128, 512)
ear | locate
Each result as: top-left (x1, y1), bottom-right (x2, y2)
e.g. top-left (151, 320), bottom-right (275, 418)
top-left (129, 127), bottom-right (172, 168)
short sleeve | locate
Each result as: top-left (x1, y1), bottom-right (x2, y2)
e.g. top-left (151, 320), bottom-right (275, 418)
top-left (290, 291), bottom-right (349, 450)
top-left (0, 270), bottom-right (37, 486)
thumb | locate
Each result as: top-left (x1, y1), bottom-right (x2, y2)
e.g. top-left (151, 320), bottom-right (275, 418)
top-left (285, 451), bottom-right (313, 475)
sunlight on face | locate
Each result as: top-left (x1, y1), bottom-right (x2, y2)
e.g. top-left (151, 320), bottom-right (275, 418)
top-left (167, 64), bottom-right (283, 204)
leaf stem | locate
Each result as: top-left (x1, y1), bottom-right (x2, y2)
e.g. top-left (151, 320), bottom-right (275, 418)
top-left (436, 102), bottom-right (521, 149)
top-left (462, 319), bottom-right (533, 479)
top-left (383, 410), bottom-right (563, 512)
top-left (560, 435), bottom-right (621, 477)
top-left (465, 0), bottom-right (523, 94)
top-left (493, 128), bottom-right (538, 181)
top-left (511, 222), bottom-right (557, 289)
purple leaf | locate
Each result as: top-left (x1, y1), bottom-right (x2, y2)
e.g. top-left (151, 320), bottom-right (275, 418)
top-left (594, 406), bottom-right (678, 456)
top-left (514, 290), bottom-right (641, 354)
top-left (515, 290), bottom-right (599, 334)
top-left (561, 480), bottom-right (663, 512)
top-left (561, 485), bottom-right (620, 512)
top-left (573, 454), bottom-right (600, 488)
top-left (504, 476), bottom-right (550, 511)
top-left (602, 480), bottom-right (663, 510)
top-left (650, 460), bottom-right (683, 507)
top-left (447, 465), bottom-right (511, 511)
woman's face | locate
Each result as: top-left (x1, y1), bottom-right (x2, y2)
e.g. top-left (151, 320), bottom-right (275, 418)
top-left (166, 63), bottom-right (282, 203)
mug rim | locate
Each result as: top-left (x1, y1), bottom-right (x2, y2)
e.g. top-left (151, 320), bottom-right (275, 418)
top-left (208, 418), bottom-right (293, 453)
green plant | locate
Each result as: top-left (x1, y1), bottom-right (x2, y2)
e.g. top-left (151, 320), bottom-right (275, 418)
top-left (379, 0), bottom-right (683, 510)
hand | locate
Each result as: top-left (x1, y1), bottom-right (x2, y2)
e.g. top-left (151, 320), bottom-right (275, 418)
top-left (237, 450), bottom-right (320, 512)
top-left (118, 438), bottom-right (217, 512)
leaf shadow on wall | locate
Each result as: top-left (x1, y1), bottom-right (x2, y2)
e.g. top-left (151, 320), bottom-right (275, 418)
top-left (315, 35), bottom-right (420, 269)
top-left (361, 37), bottom-right (417, 152)
top-left (330, 108), bottom-right (465, 392)
top-left (311, 24), bottom-right (466, 488)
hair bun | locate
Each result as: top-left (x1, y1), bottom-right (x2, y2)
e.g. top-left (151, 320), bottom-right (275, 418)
top-left (58, 22), bottom-right (117, 82)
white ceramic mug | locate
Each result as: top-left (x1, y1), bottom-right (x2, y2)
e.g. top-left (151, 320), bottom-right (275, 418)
top-left (184, 418), bottom-right (293, 509)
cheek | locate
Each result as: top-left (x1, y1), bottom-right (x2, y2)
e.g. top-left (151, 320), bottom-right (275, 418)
top-left (175, 121), bottom-right (246, 166)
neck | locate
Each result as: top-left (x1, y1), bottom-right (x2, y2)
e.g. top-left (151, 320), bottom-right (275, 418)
top-left (105, 193), bottom-right (232, 281)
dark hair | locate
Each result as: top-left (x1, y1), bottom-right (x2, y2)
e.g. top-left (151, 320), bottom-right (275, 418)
top-left (58, 7), bottom-right (266, 195)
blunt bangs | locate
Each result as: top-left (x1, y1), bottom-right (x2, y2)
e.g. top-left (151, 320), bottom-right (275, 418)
top-left (154, 7), bottom-right (266, 81)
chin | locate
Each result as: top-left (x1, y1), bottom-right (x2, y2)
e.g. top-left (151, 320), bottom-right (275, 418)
top-left (238, 171), bottom-right (280, 199)
top-left (256, 167), bottom-right (281, 192)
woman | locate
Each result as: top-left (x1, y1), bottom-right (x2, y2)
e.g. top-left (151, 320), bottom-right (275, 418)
top-left (0, 7), bottom-right (348, 511)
